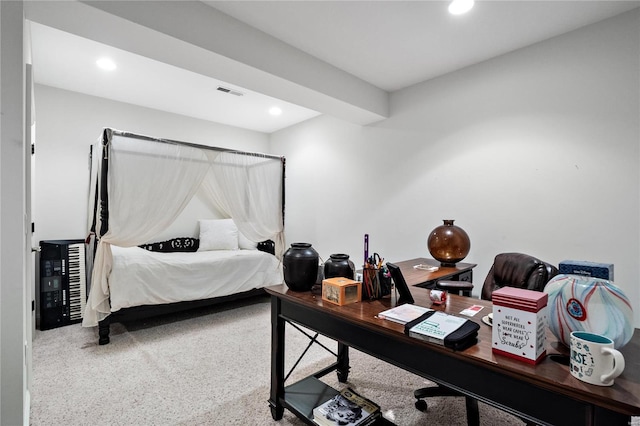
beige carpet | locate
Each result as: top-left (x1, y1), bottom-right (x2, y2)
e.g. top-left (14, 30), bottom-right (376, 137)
top-left (30, 295), bottom-right (524, 425)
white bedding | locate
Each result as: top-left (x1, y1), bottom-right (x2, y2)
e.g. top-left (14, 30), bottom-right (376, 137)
top-left (109, 246), bottom-right (282, 312)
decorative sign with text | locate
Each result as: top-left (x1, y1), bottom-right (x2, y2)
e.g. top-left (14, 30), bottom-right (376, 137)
top-left (491, 287), bottom-right (548, 365)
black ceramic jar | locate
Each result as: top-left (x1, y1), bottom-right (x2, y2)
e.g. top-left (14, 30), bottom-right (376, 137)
top-left (323, 253), bottom-right (355, 280)
top-left (282, 243), bottom-right (319, 291)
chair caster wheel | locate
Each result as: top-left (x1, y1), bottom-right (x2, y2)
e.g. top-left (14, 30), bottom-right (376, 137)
top-left (415, 399), bottom-right (428, 412)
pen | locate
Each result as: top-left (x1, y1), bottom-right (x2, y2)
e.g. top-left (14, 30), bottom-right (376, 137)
top-left (364, 234), bottom-right (369, 265)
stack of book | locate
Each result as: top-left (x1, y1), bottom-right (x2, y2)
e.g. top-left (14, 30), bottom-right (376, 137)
top-left (377, 304), bottom-right (432, 324)
top-left (313, 387), bottom-right (381, 426)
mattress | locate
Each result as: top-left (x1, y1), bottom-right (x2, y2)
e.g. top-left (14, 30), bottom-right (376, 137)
top-left (109, 246), bottom-right (283, 312)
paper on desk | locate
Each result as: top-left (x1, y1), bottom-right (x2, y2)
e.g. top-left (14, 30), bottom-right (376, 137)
top-left (413, 264), bottom-right (439, 272)
top-left (460, 305), bottom-right (484, 317)
top-left (378, 304), bottom-right (432, 324)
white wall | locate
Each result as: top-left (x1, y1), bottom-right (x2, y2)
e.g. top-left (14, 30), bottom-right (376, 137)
top-left (271, 10), bottom-right (640, 326)
top-left (33, 84), bottom-right (270, 243)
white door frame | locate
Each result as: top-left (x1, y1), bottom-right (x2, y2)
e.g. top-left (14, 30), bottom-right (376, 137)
top-left (0, 1), bottom-right (27, 424)
top-left (24, 61), bottom-right (35, 424)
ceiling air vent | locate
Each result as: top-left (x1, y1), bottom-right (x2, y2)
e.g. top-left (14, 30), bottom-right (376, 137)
top-left (216, 86), bottom-right (244, 97)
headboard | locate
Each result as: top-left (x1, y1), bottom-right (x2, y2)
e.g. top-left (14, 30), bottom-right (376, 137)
top-left (139, 237), bottom-right (199, 252)
top-left (139, 237), bottom-right (275, 255)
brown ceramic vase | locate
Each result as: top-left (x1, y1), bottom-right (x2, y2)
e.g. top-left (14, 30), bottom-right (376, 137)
top-left (427, 219), bottom-right (470, 267)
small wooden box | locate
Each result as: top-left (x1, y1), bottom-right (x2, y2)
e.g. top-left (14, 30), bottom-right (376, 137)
top-left (322, 277), bottom-right (362, 306)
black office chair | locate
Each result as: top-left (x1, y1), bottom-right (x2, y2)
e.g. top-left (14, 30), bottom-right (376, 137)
top-left (413, 253), bottom-right (559, 426)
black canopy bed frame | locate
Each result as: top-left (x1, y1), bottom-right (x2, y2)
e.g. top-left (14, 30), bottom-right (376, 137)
top-left (88, 128), bottom-right (285, 345)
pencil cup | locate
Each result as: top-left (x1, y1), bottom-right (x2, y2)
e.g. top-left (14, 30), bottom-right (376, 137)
top-left (362, 267), bottom-right (381, 300)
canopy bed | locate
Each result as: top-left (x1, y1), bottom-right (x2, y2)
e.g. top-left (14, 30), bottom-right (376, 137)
top-left (83, 128), bottom-right (285, 344)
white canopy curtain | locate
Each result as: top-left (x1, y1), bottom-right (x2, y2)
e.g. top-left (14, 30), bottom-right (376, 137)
top-left (199, 150), bottom-right (285, 258)
top-left (83, 129), bottom-right (285, 327)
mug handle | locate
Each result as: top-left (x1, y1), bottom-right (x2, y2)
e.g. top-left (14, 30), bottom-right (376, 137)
top-left (601, 347), bottom-right (625, 383)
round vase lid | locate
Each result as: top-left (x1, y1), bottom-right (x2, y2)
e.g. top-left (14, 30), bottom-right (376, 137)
top-left (329, 253), bottom-right (350, 259)
top-left (291, 242), bottom-right (312, 248)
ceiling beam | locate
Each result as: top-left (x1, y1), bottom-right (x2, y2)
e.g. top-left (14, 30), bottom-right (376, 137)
top-left (25, 0), bottom-right (389, 125)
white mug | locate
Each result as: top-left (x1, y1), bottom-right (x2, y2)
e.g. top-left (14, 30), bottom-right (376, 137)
top-left (570, 331), bottom-right (625, 386)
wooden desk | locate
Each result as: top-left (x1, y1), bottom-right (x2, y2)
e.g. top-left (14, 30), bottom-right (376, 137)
top-left (393, 257), bottom-right (476, 288)
top-left (267, 284), bottom-right (640, 426)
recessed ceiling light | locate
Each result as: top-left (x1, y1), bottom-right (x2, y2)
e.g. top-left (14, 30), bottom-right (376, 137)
top-left (269, 107), bottom-right (283, 116)
top-left (449, 0), bottom-right (474, 15)
top-left (96, 57), bottom-right (117, 71)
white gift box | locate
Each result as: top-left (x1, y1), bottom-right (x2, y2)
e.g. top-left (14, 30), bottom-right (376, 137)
top-left (492, 287), bottom-right (548, 365)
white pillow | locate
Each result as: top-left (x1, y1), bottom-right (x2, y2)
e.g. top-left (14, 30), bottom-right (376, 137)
top-left (238, 231), bottom-right (258, 250)
top-left (198, 219), bottom-right (238, 251)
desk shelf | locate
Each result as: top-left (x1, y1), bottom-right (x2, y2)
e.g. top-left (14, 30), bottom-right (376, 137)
top-left (282, 376), bottom-right (394, 425)
top-left (393, 258), bottom-right (476, 289)
top-left (283, 376), bottom-right (337, 424)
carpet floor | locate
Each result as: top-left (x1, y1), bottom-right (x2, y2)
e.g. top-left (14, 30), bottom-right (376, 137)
top-left (30, 295), bottom-right (525, 425)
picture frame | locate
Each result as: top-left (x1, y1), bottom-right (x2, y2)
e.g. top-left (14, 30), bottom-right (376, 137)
top-left (386, 262), bottom-right (415, 305)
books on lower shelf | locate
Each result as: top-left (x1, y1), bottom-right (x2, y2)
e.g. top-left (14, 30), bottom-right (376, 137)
top-left (313, 387), bottom-right (381, 426)
top-left (377, 304), bottom-right (432, 325)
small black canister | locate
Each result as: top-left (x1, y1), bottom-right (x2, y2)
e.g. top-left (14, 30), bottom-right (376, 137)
top-left (323, 253), bottom-right (355, 280)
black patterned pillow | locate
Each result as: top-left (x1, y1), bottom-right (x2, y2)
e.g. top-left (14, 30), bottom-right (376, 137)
top-left (139, 237), bottom-right (199, 253)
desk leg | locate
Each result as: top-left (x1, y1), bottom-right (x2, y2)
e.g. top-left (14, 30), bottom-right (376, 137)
top-left (337, 342), bottom-right (350, 383)
top-left (269, 296), bottom-right (285, 420)
top-left (465, 396), bottom-right (479, 426)
top-left (593, 406), bottom-right (629, 425)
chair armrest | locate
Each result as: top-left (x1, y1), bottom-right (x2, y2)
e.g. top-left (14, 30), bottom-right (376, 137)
top-left (436, 280), bottom-right (474, 296)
